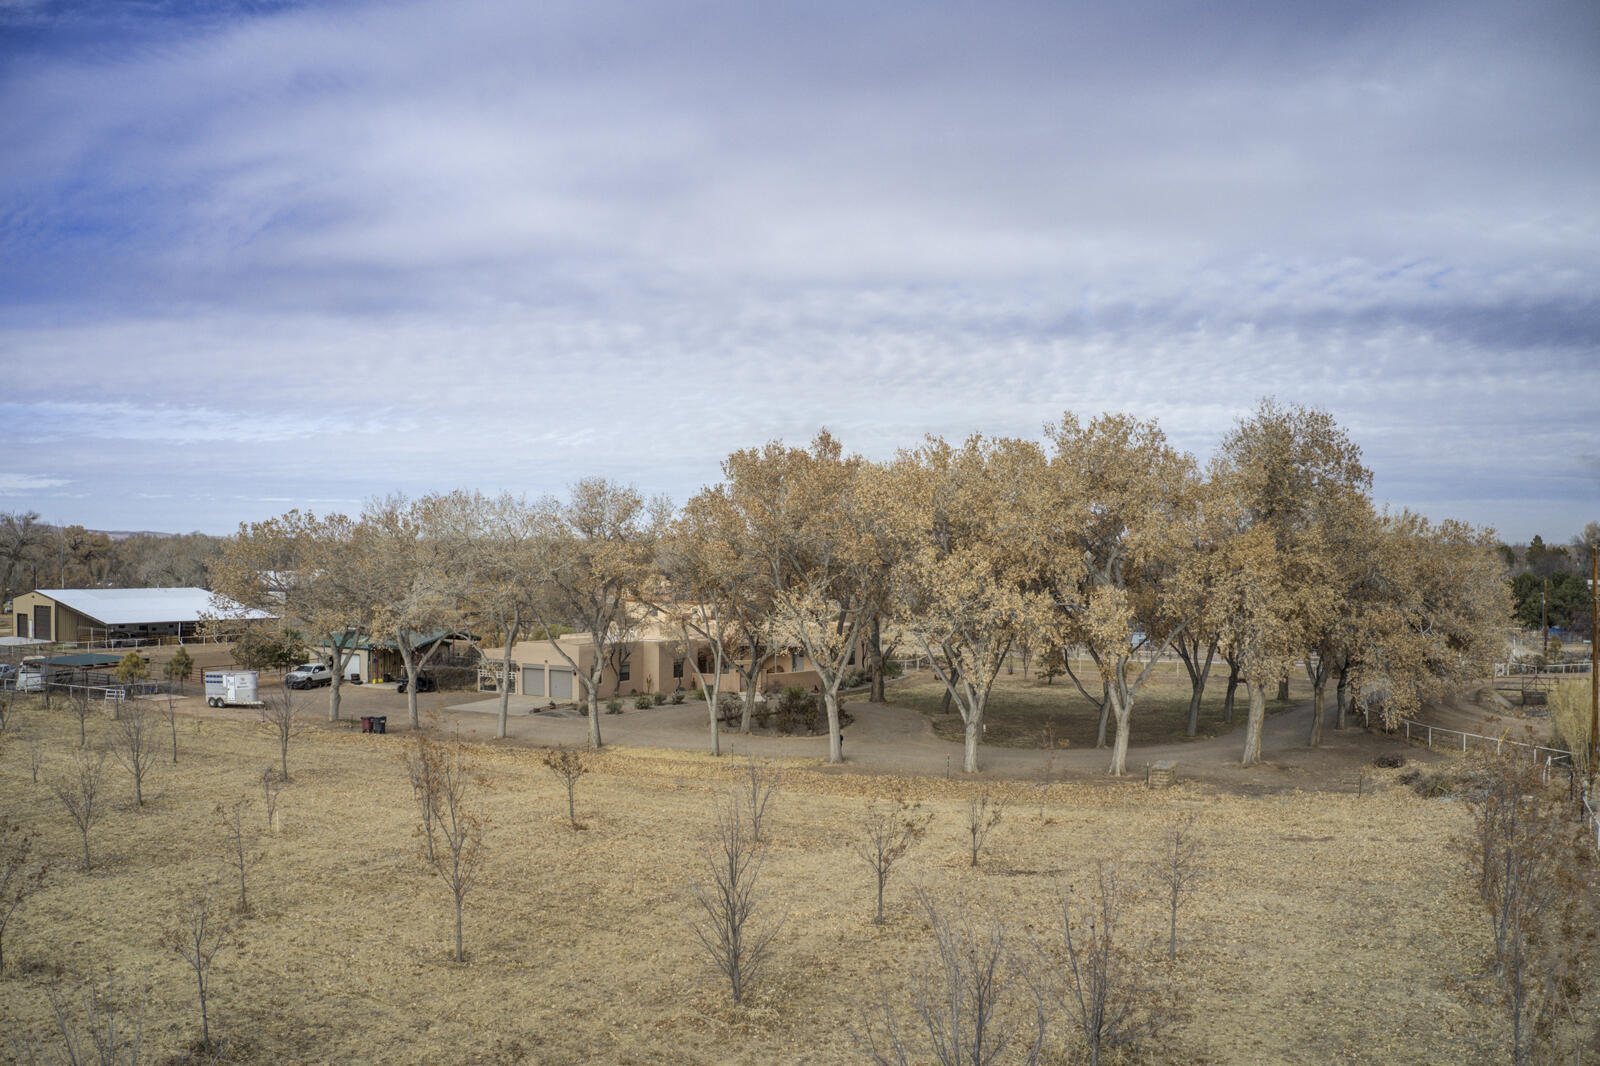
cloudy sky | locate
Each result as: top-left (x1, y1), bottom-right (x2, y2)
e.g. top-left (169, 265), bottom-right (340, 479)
top-left (2, 0), bottom-right (1596, 539)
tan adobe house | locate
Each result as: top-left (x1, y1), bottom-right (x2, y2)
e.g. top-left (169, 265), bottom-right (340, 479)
top-left (477, 610), bottom-right (865, 701)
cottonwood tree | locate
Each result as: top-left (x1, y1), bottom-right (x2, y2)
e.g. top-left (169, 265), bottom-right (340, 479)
top-left (718, 432), bottom-right (888, 764)
top-left (1044, 863), bottom-right (1167, 1066)
top-left (527, 479), bottom-right (664, 748)
top-left (689, 794), bottom-right (780, 1005)
top-left (168, 883), bottom-right (232, 1053)
top-left (0, 510), bottom-right (48, 607)
top-left (659, 489), bottom-right (778, 753)
top-left (420, 739), bottom-right (485, 963)
top-left (865, 895), bottom-right (1045, 1066)
top-left (446, 492), bottom-right (544, 740)
top-left (211, 510), bottom-right (378, 722)
top-left (258, 685), bottom-right (304, 782)
top-left (1210, 401), bottom-right (1371, 765)
top-left (54, 750), bottom-right (107, 870)
top-left (854, 797), bottom-right (930, 924)
top-left (0, 818), bottom-right (49, 975)
top-left (540, 747), bottom-right (588, 829)
top-left (365, 493), bottom-right (477, 730)
top-left (164, 646), bottom-right (194, 693)
top-left (1037, 414), bottom-right (1204, 776)
top-left (887, 435), bottom-right (1050, 773)
top-left (109, 702), bottom-right (159, 807)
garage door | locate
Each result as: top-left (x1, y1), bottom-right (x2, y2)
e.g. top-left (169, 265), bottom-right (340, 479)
top-left (548, 668), bottom-right (573, 700)
top-left (521, 666), bottom-right (544, 697)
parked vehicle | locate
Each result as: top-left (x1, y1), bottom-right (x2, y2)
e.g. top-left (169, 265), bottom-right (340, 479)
top-left (285, 662), bottom-right (333, 689)
top-left (203, 670), bottom-right (261, 708)
top-left (397, 673), bottom-right (437, 694)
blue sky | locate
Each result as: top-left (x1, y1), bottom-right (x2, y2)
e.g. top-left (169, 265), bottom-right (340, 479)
top-left (2, 0), bottom-right (1596, 540)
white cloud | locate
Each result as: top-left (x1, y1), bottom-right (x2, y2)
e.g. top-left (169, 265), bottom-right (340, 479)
top-left (0, 473), bottom-right (69, 494)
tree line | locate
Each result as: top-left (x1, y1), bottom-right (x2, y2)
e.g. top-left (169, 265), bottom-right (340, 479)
top-left (0, 515), bottom-right (222, 605)
top-left (207, 400), bottom-right (1512, 776)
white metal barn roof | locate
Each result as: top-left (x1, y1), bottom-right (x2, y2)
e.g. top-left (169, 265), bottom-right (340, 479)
top-left (34, 587), bottom-right (273, 626)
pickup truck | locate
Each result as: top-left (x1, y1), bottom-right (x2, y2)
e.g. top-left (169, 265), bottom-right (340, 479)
top-left (284, 662), bottom-right (334, 689)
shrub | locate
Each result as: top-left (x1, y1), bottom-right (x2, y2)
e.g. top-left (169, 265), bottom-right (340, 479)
top-left (652, 692), bottom-right (666, 706)
top-left (1372, 753), bottom-right (1406, 769)
top-left (670, 690), bottom-right (685, 705)
top-left (605, 698), bottom-right (623, 714)
top-left (634, 694), bottom-right (652, 710)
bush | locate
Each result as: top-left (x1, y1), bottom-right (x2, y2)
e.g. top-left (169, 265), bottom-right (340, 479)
top-left (634, 694), bottom-right (652, 710)
top-left (716, 694), bottom-right (743, 726)
top-left (670, 690), bottom-right (685, 705)
top-left (605, 698), bottom-right (623, 714)
top-left (1372, 753), bottom-right (1406, 769)
top-left (652, 692), bottom-right (666, 706)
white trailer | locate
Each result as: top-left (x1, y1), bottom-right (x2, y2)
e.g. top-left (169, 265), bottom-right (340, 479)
top-left (203, 670), bottom-right (260, 708)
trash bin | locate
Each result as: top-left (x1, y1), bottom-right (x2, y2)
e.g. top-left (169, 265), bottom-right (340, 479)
top-left (360, 716), bottom-right (373, 733)
top-left (373, 715), bottom-right (387, 734)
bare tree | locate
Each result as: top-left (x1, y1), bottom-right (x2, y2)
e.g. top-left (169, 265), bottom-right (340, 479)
top-left (854, 797), bottom-right (931, 924)
top-left (743, 758), bottom-right (782, 844)
top-left (965, 790), bottom-right (1008, 868)
top-left (258, 684), bottom-right (304, 782)
top-left (420, 739), bottom-right (485, 963)
top-left (1151, 814), bottom-right (1206, 961)
top-left (539, 748), bottom-right (588, 829)
top-left (259, 767), bottom-right (281, 833)
top-left (1464, 752), bottom-right (1584, 1066)
top-left (54, 750), bottom-right (107, 870)
top-left (167, 883), bottom-right (233, 1053)
top-left (221, 802), bottom-right (258, 915)
top-left (0, 818), bottom-right (49, 975)
top-left (864, 895), bottom-right (1045, 1066)
top-left (108, 702), bottom-right (159, 807)
top-left (1042, 863), bottom-right (1167, 1066)
top-left (27, 734), bottom-right (43, 785)
top-left (67, 687), bottom-right (93, 749)
top-left (16, 973), bottom-right (146, 1066)
top-left (160, 691), bottom-right (179, 765)
top-left (689, 795), bottom-right (781, 1005)
top-left (405, 735), bottom-right (446, 863)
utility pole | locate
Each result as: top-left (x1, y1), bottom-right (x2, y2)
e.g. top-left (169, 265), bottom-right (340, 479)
top-left (1589, 545), bottom-right (1597, 780)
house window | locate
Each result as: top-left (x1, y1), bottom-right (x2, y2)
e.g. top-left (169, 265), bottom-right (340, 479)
top-left (697, 652), bottom-right (711, 675)
top-left (792, 650), bottom-right (805, 671)
top-left (673, 657), bottom-right (684, 679)
top-left (618, 660), bottom-right (631, 682)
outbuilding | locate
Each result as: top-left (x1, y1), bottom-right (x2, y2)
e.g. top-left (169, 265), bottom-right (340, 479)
top-left (6, 587), bottom-right (272, 646)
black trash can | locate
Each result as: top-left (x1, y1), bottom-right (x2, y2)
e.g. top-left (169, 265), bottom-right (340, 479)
top-left (359, 716), bottom-right (373, 733)
top-left (373, 715), bottom-right (387, 734)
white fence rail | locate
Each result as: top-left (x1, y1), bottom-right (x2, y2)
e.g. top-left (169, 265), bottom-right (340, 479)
top-left (1396, 717), bottom-right (1572, 765)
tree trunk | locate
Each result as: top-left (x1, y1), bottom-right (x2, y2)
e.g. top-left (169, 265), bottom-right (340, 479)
top-left (963, 713), bottom-right (981, 773)
top-left (1180, 640), bottom-right (1216, 738)
top-left (329, 670), bottom-right (344, 722)
top-left (455, 897), bottom-right (464, 962)
top-left (824, 688), bottom-right (843, 764)
top-left (868, 614), bottom-right (886, 703)
top-left (587, 680), bottom-right (603, 748)
top-left (1095, 682), bottom-right (1113, 748)
top-left (1241, 681), bottom-right (1266, 765)
top-left (1335, 666), bottom-right (1350, 729)
top-left (497, 641), bottom-right (515, 740)
top-left (739, 684), bottom-right (756, 734)
top-left (1276, 676), bottom-right (1289, 701)
top-left (1108, 696), bottom-right (1132, 776)
top-left (1308, 681), bottom-right (1325, 747)
top-left (706, 679), bottom-right (721, 756)
top-left (1222, 662), bottom-right (1240, 724)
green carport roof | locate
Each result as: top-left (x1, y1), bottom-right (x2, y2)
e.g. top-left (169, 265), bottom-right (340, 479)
top-left (47, 653), bottom-right (129, 667)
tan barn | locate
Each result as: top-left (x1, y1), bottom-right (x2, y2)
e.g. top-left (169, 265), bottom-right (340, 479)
top-left (6, 587), bottom-right (271, 646)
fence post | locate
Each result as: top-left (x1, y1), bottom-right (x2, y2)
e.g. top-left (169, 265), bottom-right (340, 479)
top-left (1427, 725), bottom-right (1433, 748)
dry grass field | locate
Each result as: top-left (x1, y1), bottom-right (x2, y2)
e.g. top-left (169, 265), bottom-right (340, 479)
top-left (0, 696), bottom-right (1508, 1065)
top-left (889, 663), bottom-right (1314, 749)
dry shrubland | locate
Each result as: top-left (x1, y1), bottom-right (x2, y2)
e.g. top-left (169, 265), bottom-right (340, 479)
top-left (0, 696), bottom-right (1517, 1064)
